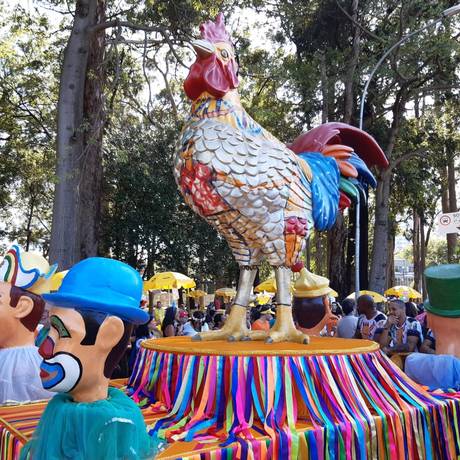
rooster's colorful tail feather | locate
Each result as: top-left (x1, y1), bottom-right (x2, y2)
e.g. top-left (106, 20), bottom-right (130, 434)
top-left (290, 123), bottom-right (388, 231)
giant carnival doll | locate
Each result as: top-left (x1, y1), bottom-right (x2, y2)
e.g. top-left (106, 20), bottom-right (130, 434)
top-left (292, 266), bottom-right (338, 336)
top-left (21, 257), bottom-right (154, 460)
top-left (0, 245), bottom-right (56, 405)
top-left (405, 264), bottom-right (460, 390)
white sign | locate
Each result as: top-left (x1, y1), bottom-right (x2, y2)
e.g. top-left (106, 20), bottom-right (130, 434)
top-left (437, 212), bottom-right (460, 235)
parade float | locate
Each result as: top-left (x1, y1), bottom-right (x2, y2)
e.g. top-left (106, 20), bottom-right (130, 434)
top-left (2, 12), bottom-right (460, 460)
top-left (127, 12), bottom-right (460, 460)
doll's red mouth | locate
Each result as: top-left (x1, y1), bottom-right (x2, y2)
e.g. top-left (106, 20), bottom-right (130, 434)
top-left (40, 369), bottom-right (50, 379)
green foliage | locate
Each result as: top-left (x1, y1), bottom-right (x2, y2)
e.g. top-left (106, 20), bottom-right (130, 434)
top-left (1, 0), bottom-right (458, 289)
top-left (100, 115), bottom-right (238, 286)
top-left (399, 237), bottom-right (460, 267)
top-left (0, 5), bottom-right (63, 250)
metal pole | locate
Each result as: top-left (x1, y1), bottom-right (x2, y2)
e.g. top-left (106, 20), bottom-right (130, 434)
top-left (354, 193), bottom-right (360, 302)
top-left (358, 9), bottom-right (460, 130)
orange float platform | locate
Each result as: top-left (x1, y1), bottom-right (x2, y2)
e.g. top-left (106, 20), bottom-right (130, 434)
top-left (127, 337), bottom-right (460, 459)
top-left (3, 339), bottom-right (460, 459)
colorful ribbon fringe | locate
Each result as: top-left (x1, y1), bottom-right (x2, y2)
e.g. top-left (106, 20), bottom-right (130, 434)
top-left (128, 347), bottom-right (460, 459)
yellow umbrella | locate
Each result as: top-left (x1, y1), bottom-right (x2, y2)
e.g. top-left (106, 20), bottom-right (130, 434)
top-left (143, 281), bottom-right (154, 291)
top-left (188, 289), bottom-right (207, 298)
top-left (215, 287), bottom-right (237, 298)
top-left (346, 290), bottom-right (386, 303)
top-left (385, 286), bottom-right (422, 300)
top-left (50, 270), bottom-right (68, 292)
top-left (254, 278), bottom-right (295, 293)
top-left (255, 278), bottom-right (277, 293)
top-left (256, 293), bottom-right (272, 305)
top-left (146, 272), bottom-right (196, 290)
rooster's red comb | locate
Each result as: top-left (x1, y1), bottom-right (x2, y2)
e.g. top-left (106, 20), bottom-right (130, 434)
top-left (200, 13), bottom-right (231, 44)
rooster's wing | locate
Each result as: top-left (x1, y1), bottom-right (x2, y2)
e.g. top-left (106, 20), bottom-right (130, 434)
top-left (181, 118), bottom-right (313, 241)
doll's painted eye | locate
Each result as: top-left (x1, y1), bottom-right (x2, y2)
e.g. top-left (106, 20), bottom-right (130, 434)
top-left (50, 315), bottom-right (71, 338)
top-left (220, 49), bottom-right (229, 59)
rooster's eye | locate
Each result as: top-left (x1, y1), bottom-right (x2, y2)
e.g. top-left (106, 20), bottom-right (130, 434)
top-left (220, 49), bottom-right (229, 59)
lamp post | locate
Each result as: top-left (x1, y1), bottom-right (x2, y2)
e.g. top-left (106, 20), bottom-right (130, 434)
top-left (359, 4), bottom-right (460, 130)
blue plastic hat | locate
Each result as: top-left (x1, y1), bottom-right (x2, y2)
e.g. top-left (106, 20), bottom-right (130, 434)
top-left (43, 257), bottom-right (148, 325)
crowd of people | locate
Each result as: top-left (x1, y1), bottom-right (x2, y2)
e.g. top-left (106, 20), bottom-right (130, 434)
top-left (353, 295), bottom-right (426, 352)
top-left (123, 293), bottom-right (433, 375)
top-left (135, 295), bottom-right (431, 344)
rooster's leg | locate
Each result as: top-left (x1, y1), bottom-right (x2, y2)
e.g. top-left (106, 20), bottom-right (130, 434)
top-left (193, 267), bottom-right (267, 342)
top-left (266, 266), bottom-right (309, 344)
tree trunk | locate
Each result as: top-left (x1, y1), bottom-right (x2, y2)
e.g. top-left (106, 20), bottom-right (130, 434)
top-left (369, 90), bottom-right (404, 293)
top-left (343, 0), bottom-right (360, 124)
top-left (327, 212), bottom-right (347, 297)
top-left (386, 230), bottom-right (395, 289)
top-left (49, 0), bottom-right (106, 269)
top-left (319, 51), bottom-right (328, 124)
top-left (333, 0), bottom-right (360, 298)
top-left (305, 238), bottom-right (311, 271)
top-left (25, 196), bottom-right (35, 251)
top-left (314, 232), bottom-right (324, 276)
top-left (413, 210), bottom-right (421, 291)
top-left (345, 205), bottom-right (355, 294)
top-left (369, 169), bottom-right (391, 293)
top-left (79, 0), bottom-right (106, 260)
top-left (359, 197), bottom-right (369, 289)
top-left (420, 211), bottom-right (426, 295)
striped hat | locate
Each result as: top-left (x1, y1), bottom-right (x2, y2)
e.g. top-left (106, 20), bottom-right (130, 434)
top-left (0, 245), bottom-right (57, 294)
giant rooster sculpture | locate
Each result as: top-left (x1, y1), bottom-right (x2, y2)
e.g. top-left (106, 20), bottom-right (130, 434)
top-left (174, 13), bottom-right (388, 343)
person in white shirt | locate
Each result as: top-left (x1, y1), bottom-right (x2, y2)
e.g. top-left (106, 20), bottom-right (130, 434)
top-left (355, 295), bottom-right (387, 341)
top-left (376, 299), bottom-right (422, 355)
top-left (182, 310), bottom-right (210, 336)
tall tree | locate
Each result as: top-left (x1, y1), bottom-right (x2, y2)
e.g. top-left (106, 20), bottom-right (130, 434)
top-left (49, 0), bottom-right (107, 268)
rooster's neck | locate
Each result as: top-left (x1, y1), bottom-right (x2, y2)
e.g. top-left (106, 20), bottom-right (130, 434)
top-left (190, 90), bottom-right (245, 117)
top-left (189, 91), bottom-right (269, 137)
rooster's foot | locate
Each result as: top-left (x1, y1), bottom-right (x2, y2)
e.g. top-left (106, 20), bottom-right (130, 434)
top-left (265, 305), bottom-right (310, 344)
top-left (241, 330), bottom-right (269, 341)
top-left (192, 304), bottom-right (250, 342)
top-left (193, 327), bottom-right (249, 342)
top-left (266, 328), bottom-right (309, 344)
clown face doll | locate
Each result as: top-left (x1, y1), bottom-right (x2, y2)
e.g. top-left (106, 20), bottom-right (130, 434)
top-left (21, 257), bottom-right (154, 460)
top-left (0, 245), bottom-right (56, 405)
top-left (292, 267), bottom-right (338, 336)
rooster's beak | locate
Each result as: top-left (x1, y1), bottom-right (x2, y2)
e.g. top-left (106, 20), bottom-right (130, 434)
top-left (191, 39), bottom-right (216, 58)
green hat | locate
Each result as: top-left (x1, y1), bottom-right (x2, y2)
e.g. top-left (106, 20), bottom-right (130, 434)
top-left (424, 264), bottom-right (460, 317)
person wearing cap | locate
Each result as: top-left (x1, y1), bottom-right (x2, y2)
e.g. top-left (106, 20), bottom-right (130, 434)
top-left (0, 245), bottom-right (56, 405)
top-left (21, 257), bottom-right (154, 460)
top-left (292, 267), bottom-right (338, 336)
top-left (251, 306), bottom-right (274, 331)
top-left (405, 264), bottom-right (460, 390)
